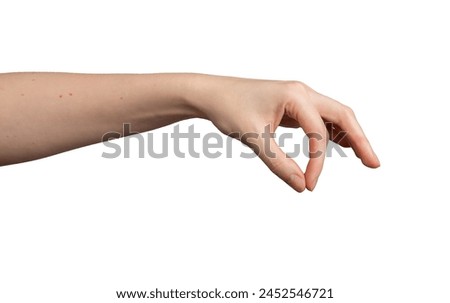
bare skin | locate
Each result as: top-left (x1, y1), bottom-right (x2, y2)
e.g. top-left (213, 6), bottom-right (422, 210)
top-left (0, 72), bottom-right (379, 192)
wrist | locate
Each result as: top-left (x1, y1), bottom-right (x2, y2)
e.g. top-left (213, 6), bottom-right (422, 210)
top-left (134, 73), bottom-right (206, 122)
top-left (178, 73), bottom-right (212, 120)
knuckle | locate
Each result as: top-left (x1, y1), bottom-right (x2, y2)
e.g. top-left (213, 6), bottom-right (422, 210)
top-left (281, 80), bottom-right (312, 103)
top-left (338, 105), bottom-right (356, 123)
top-left (342, 105), bottom-right (356, 117)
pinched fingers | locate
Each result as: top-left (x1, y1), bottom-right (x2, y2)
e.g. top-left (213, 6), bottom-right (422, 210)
top-left (242, 132), bottom-right (306, 192)
top-left (285, 81), bottom-right (379, 191)
top-left (292, 104), bottom-right (328, 191)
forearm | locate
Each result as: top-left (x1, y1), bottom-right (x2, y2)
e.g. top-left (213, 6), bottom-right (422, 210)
top-left (1, 71), bottom-right (378, 191)
top-left (0, 72), bottom-right (201, 165)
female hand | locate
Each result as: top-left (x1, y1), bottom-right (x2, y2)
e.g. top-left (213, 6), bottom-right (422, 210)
top-left (0, 72), bottom-right (379, 192)
top-left (187, 75), bottom-right (380, 192)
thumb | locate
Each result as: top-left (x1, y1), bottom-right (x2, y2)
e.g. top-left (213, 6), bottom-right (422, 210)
top-left (243, 132), bottom-right (306, 192)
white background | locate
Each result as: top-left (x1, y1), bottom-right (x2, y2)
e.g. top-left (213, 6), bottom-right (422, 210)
top-left (1, 0), bottom-right (449, 302)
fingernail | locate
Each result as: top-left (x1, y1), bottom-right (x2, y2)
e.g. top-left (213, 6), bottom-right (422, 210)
top-left (310, 176), bottom-right (319, 191)
top-left (289, 174), bottom-right (305, 192)
top-left (373, 152), bottom-right (380, 165)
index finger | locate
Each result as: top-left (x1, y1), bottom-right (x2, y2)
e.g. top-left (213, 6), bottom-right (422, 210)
top-left (292, 103), bottom-right (328, 191)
